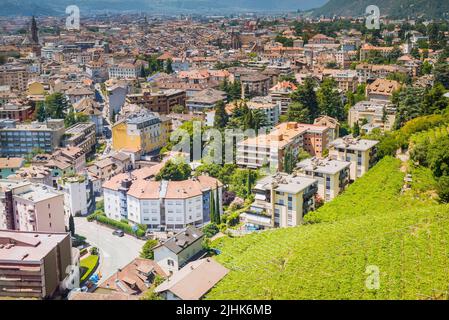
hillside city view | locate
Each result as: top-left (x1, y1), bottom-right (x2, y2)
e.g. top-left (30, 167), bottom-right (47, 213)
top-left (1, 0), bottom-right (449, 307)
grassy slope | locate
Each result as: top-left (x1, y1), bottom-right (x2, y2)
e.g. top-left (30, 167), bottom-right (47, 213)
top-left (206, 157), bottom-right (449, 300)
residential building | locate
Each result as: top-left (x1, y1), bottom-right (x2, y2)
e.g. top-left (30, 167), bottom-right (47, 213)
top-left (62, 122), bottom-right (97, 155)
top-left (59, 174), bottom-right (93, 217)
top-left (366, 79), bottom-right (401, 102)
top-left (94, 258), bottom-right (167, 296)
top-left (240, 73), bottom-right (271, 98)
top-left (0, 157), bottom-right (24, 179)
top-left (125, 89), bottom-right (186, 114)
top-left (0, 230), bottom-right (79, 299)
top-left (331, 70), bottom-right (358, 92)
top-left (348, 100), bottom-right (396, 132)
top-left (0, 64), bottom-right (29, 91)
top-left (356, 63), bottom-right (408, 83)
top-left (246, 96), bottom-right (281, 127)
top-left (329, 137), bottom-right (379, 181)
top-left (155, 258), bottom-right (229, 300)
top-left (104, 81), bottom-right (128, 121)
top-left (359, 44), bottom-right (394, 61)
top-left (236, 122), bottom-right (329, 171)
top-left (269, 81), bottom-right (297, 115)
top-left (241, 173), bottom-right (318, 229)
top-left (296, 157), bottom-right (351, 202)
top-left (313, 115), bottom-right (340, 141)
top-left (0, 119), bottom-right (65, 158)
top-left (8, 166), bottom-right (53, 186)
top-left (65, 87), bottom-right (95, 105)
top-left (108, 62), bottom-right (142, 79)
top-left (153, 226), bottom-right (205, 275)
top-left (112, 111), bottom-right (167, 155)
top-left (73, 98), bottom-right (104, 135)
top-left (0, 180), bottom-right (66, 232)
top-left (103, 172), bottom-right (222, 231)
top-left (0, 103), bottom-right (34, 122)
top-left (186, 88), bottom-right (227, 113)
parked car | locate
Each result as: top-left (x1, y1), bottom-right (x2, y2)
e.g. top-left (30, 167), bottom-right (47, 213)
top-left (112, 229), bottom-right (124, 237)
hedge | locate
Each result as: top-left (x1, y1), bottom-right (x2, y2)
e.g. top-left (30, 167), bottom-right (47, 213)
top-left (87, 214), bottom-right (146, 237)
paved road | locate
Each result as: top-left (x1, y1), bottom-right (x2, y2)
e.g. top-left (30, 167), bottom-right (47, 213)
top-left (74, 217), bottom-right (145, 284)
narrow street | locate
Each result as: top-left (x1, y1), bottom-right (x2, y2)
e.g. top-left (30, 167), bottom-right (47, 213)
top-left (74, 217), bottom-right (145, 284)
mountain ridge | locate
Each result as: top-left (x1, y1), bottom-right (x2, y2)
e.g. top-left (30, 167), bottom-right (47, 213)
top-left (0, 0), bottom-right (327, 16)
top-left (313, 0), bottom-right (449, 19)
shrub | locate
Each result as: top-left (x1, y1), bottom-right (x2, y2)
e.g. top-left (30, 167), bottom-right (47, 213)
top-left (222, 191), bottom-right (236, 206)
top-left (140, 239), bottom-right (159, 259)
top-left (89, 247), bottom-right (99, 256)
top-left (203, 223), bottom-right (219, 238)
top-left (87, 214), bottom-right (146, 237)
top-left (437, 176), bottom-right (449, 203)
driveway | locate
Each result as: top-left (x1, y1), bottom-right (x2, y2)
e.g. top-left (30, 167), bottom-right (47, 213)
top-left (74, 217), bottom-right (145, 284)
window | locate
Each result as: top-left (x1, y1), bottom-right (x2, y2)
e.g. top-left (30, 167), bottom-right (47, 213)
top-left (167, 259), bottom-right (175, 267)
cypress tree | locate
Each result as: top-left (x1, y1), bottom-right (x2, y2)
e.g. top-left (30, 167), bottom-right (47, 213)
top-left (215, 183), bottom-right (221, 224)
top-left (210, 190), bottom-right (216, 223)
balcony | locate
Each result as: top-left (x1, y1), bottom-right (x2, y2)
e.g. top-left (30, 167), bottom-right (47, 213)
top-left (303, 185), bottom-right (318, 199)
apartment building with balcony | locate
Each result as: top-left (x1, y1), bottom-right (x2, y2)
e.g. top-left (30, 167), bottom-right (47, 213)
top-left (0, 180), bottom-right (66, 233)
top-left (0, 64), bottom-right (30, 91)
top-left (241, 173), bottom-right (318, 229)
top-left (62, 122), bottom-right (97, 155)
top-left (296, 157), bottom-right (351, 202)
top-left (329, 137), bottom-right (379, 181)
top-left (0, 119), bottom-right (65, 158)
top-left (108, 62), bottom-right (142, 79)
top-left (246, 96), bottom-right (281, 127)
top-left (236, 122), bottom-right (329, 171)
top-left (125, 89), bottom-right (186, 114)
top-left (0, 230), bottom-right (78, 299)
top-left (269, 81), bottom-right (297, 115)
top-left (103, 172), bottom-right (222, 232)
top-left (348, 100), bottom-right (397, 132)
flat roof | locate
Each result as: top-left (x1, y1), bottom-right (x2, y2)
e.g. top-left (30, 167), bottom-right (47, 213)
top-left (0, 230), bottom-right (69, 263)
top-left (297, 158), bottom-right (351, 175)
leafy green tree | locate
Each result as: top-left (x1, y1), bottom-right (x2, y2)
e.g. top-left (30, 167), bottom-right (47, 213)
top-left (317, 78), bottom-right (344, 120)
top-left (290, 77), bottom-right (319, 121)
top-left (287, 102), bottom-right (310, 123)
top-left (210, 189), bottom-right (216, 223)
top-left (229, 169), bottom-right (258, 198)
top-left (422, 84), bottom-right (449, 115)
top-left (393, 86), bottom-right (426, 129)
top-left (155, 160), bottom-right (192, 181)
top-left (220, 79), bottom-right (242, 101)
top-left (213, 100), bottom-right (228, 128)
top-left (35, 102), bottom-right (47, 122)
top-left (64, 109), bottom-right (90, 128)
top-left (283, 147), bottom-right (296, 174)
top-left (140, 239), bottom-right (159, 259)
top-left (421, 61), bottom-right (433, 75)
top-left (203, 223), bottom-right (219, 238)
top-left (171, 104), bottom-right (186, 114)
top-left (45, 92), bottom-right (69, 119)
top-left (437, 176), bottom-right (449, 203)
top-left (433, 63), bottom-right (449, 89)
top-left (214, 184), bottom-right (221, 225)
top-left (427, 136), bottom-right (449, 178)
top-left (352, 122), bottom-right (360, 137)
top-left (165, 58), bottom-right (174, 74)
